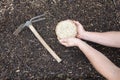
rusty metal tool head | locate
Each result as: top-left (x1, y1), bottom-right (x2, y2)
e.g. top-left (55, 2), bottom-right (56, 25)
top-left (13, 14), bottom-right (62, 63)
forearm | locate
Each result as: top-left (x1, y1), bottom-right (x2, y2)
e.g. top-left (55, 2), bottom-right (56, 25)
top-left (77, 40), bottom-right (120, 80)
top-left (81, 31), bottom-right (120, 48)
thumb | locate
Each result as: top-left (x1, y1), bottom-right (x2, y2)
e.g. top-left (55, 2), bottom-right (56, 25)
top-left (73, 21), bottom-right (80, 26)
top-left (59, 38), bottom-right (68, 43)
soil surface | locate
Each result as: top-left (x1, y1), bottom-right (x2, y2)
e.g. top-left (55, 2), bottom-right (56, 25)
top-left (0, 0), bottom-right (120, 80)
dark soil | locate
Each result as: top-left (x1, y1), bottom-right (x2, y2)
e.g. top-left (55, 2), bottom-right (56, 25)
top-left (0, 0), bottom-right (120, 80)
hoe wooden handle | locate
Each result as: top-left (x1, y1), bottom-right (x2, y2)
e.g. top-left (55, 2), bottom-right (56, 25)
top-left (28, 24), bottom-right (62, 63)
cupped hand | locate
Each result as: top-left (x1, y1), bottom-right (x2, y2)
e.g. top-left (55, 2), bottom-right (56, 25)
top-left (59, 38), bottom-right (80, 47)
top-left (72, 20), bottom-right (86, 39)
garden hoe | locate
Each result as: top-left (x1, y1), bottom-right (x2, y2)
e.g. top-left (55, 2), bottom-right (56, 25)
top-left (13, 14), bottom-right (62, 63)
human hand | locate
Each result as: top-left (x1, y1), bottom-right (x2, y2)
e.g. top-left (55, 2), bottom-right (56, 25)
top-left (59, 38), bottom-right (80, 47)
top-left (72, 21), bottom-right (86, 39)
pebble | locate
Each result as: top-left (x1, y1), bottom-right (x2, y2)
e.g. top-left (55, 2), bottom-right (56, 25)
top-left (16, 69), bottom-right (20, 73)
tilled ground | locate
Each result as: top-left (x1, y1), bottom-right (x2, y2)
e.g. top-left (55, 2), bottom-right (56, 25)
top-left (0, 0), bottom-right (120, 80)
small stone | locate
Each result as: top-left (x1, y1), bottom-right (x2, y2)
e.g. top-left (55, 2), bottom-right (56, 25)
top-left (78, 67), bottom-right (82, 69)
top-left (16, 70), bottom-right (20, 73)
top-left (90, 23), bottom-right (93, 26)
top-left (68, 71), bottom-right (72, 74)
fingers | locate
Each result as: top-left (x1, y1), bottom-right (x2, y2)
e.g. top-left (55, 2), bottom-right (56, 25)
top-left (61, 42), bottom-right (68, 47)
top-left (59, 39), bottom-right (68, 47)
top-left (72, 20), bottom-right (83, 28)
top-left (59, 39), bottom-right (66, 43)
top-left (73, 21), bottom-right (80, 25)
top-left (59, 38), bottom-right (80, 47)
top-left (76, 34), bottom-right (80, 38)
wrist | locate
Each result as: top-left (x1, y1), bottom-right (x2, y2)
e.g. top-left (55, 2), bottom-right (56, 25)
top-left (77, 40), bottom-right (90, 52)
top-left (80, 31), bottom-right (89, 40)
top-left (76, 39), bottom-right (85, 47)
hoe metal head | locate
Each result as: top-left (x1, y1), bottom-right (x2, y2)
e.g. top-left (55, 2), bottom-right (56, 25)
top-left (13, 14), bottom-right (46, 36)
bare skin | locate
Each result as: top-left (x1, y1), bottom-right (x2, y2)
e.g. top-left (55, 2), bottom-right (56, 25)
top-left (74, 21), bottom-right (120, 48)
top-left (59, 21), bottom-right (120, 80)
